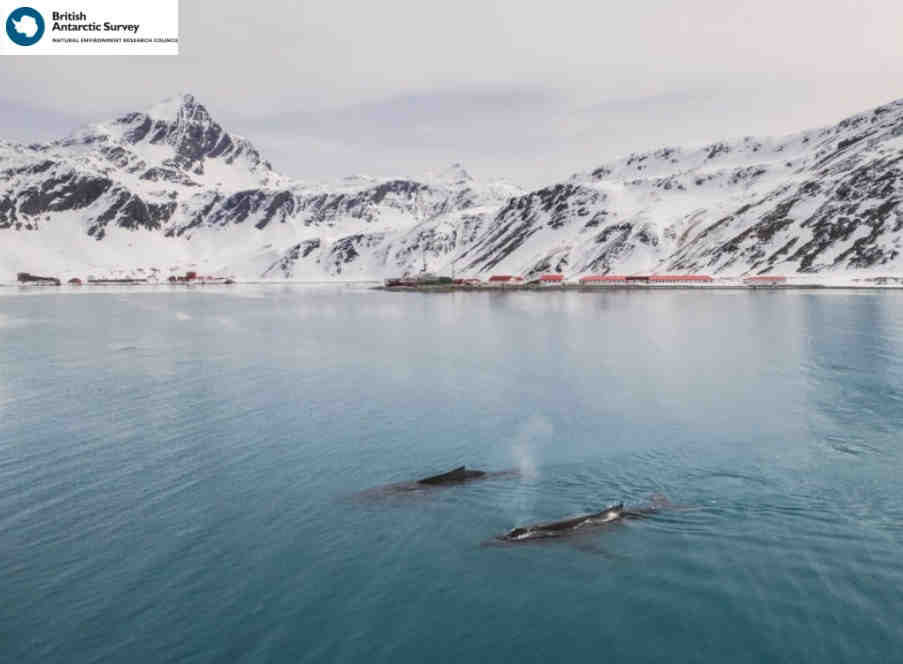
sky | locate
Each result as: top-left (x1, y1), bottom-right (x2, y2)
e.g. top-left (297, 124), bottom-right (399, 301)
top-left (2, 0), bottom-right (903, 186)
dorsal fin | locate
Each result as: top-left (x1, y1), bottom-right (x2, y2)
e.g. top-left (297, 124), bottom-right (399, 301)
top-left (417, 465), bottom-right (470, 485)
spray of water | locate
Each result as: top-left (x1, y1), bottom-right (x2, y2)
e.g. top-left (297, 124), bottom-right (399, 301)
top-left (510, 414), bottom-right (552, 479)
top-left (506, 415), bottom-right (553, 523)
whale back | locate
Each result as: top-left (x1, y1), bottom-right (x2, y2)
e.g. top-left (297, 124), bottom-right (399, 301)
top-left (499, 503), bottom-right (628, 541)
top-left (417, 466), bottom-right (485, 485)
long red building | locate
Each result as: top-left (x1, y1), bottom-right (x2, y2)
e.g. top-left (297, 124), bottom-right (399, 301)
top-left (579, 275), bottom-right (629, 284)
top-left (488, 275), bottom-right (524, 283)
top-left (579, 274), bottom-right (713, 285)
top-left (649, 275), bottom-right (714, 284)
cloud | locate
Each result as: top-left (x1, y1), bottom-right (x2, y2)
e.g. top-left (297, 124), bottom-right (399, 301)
top-left (0, 0), bottom-right (901, 184)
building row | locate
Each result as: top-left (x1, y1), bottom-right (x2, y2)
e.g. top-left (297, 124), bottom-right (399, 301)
top-left (477, 274), bottom-right (788, 287)
top-left (16, 271), bottom-right (235, 286)
top-left (382, 273), bottom-right (791, 288)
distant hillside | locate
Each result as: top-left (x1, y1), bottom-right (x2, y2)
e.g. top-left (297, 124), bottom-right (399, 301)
top-left (3, 93), bottom-right (903, 281)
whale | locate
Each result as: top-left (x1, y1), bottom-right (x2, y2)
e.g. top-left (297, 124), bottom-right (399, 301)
top-left (493, 497), bottom-right (670, 543)
top-left (498, 503), bottom-right (627, 542)
top-left (417, 465), bottom-right (486, 485)
top-left (352, 465), bottom-right (518, 502)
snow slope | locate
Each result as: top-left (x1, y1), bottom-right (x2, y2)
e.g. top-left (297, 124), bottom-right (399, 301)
top-left (3, 93), bottom-right (903, 281)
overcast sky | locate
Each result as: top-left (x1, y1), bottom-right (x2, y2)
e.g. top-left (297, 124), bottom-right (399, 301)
top-left (3, 0), bottom-right (903, 186)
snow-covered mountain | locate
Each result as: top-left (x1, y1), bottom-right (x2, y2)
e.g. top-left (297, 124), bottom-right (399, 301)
top-left (3, 93), bottom-right (903, 281)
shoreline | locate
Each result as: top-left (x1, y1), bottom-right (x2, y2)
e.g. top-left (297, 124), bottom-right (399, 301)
top-left (5, 281), bottom-right (903, 293)
top-left (375, 283), bottom-right (903, 292)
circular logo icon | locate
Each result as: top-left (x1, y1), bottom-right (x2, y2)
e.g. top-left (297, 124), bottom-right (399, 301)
top-left (6, 7), bottom-right (45, 46)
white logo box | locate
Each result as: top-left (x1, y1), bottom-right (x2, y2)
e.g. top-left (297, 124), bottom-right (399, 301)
top-left (2, 0), bottom-right (178, 55)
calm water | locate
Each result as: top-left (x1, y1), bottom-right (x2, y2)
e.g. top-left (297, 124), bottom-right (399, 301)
top-left (2, 286), bottom-right (902, 663)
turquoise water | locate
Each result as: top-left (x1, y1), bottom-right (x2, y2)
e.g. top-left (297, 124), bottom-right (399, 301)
top-left (2, 287), bottom-right (902, 663)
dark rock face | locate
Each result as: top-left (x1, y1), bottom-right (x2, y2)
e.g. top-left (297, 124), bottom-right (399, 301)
top-left (292, 181), bottom-right (434, 227)
top-left (86, 189), bottom-right (177, 240)
top-left (263, 239), bottom-right (322, 278)
top-left (323, 233), bottom-right (387, 275)
top-left (0, 95), bottom-right (268, 245)
top-left (669, 146), bottom-right (903, 274)
top-left (140, 168), bottom-right (199, 186)
top-left (209, 190), bottom-right (271, 226)
top-left (0, 196), bottom-right (19, 229)
top-left (258, 191), bottom-right (296, 229)
top-left (109, 94), bottom-right (271, 175)
top-left (4, 93), bottom-right (903, 280)
top-left (18, 174), bottom-right (112, 216)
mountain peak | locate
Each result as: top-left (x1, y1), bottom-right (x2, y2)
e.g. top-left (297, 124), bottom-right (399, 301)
top-left (431, 162), bottom-right (473, 187)
top-left (101, 92), bottom-right (210, 136)
top-left (8, 94), bottom-right (903, 282)
top-left (59, 92), bottom-right (272, 186)
top-left (145, 93), bottom-right (202, 123)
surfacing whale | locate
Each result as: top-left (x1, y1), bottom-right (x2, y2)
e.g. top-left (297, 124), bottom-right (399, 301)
top-left (352, 465), bottom-right (518, 501)
top-left (417, 466), bottom-right (486, 485)
top-left (494, 497), bottom-right (670, 543)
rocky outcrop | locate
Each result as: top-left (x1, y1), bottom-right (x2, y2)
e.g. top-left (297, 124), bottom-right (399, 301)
top-left (3, 94), bottom-right (903, 280)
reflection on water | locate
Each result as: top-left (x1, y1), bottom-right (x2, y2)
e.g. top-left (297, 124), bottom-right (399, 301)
top-left (1, 287), bottom-right (902, 664)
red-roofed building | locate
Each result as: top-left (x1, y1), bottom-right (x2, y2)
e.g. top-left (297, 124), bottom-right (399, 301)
top-left (488, 275), bottom-right (524, 285)
top-left (649, 275), bottom-right (714, 285)
top-left (579, 275), bottom-right (629, 285)
top-left (743, 275), bottom-right (787, 285)
top-left (536, 274), bottom-right (564, 286)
